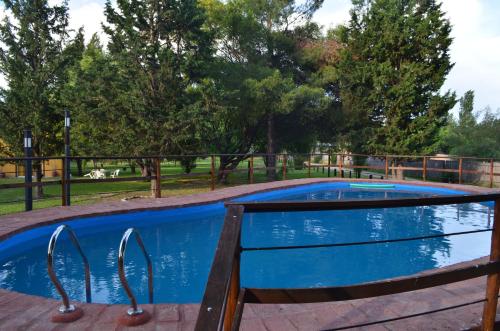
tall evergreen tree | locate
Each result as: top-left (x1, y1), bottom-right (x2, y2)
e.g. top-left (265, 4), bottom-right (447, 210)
top-left (103, 0), bottom-right (213, 167)
top-left (0, 0), bottom-right (83, 196)
top-left (337, 0), bottom-right (456, 155)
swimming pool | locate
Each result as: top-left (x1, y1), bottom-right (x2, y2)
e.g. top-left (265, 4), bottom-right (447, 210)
top-left (0, 182), bottom-right (493, 304)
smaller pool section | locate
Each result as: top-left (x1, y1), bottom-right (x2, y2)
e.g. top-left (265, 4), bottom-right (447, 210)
top-left (0, 182), bottom-right (494, 304)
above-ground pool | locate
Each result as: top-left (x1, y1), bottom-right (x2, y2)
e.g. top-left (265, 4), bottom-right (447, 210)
top-left (0, 182), bottom-right (494, 304)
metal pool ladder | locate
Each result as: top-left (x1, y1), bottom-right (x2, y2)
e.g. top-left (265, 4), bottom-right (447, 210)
top-left (118, 228), bottom-right (153, 316)
top-left (47, 224), bottom-right (91, 313)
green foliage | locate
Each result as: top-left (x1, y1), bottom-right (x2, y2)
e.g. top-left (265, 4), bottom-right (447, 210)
top-left (102, 0), bottom-right (213, 155)
top-left (0, 0), bottom-right (83, 156)
top-left (439, 91), bottom-right (500, 158)
top-left (336, 0), bottom-right (456, 155)
top-left (63, 35), bottom-right (139, 156)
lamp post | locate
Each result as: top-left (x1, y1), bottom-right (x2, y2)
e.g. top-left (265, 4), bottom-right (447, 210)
top-left (24, 129), bottom-right (32, 211)
top-left (64, 110), bottom-right (71, 206)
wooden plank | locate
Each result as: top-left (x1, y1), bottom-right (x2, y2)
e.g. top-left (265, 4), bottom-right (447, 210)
top-left (249, 156), bottom-right (254, 184)
top-left (282, 155), bottom-right (287, 180)
top-left (195, 205), bottom-right (244, 331)
top-left (0, 181), bottom-right (61, 189)
top-left (228, 193), bottom-right (500, 213)
top-left (423, 156), bottom-right (427, 181)
top-left (327, 154), bottom-right (331, 177)
top-left (155, 158), bottom-right (161, 198)
top-left (230, 289), bottom-right (246, 331)
top-left (490, 159), bottom-right (494, 189)
top-left (308, 154), bottom-right (311, 178)
top-left (385, 156), bottom-right (389, 179)
top-left (224, 246), bottom-right (241, 331)
top-left (481, 199), bottom-right (500, 331)
top-left (244, 261), bottom-right (500, 304)
top-left (459, 158), bottom-right (463, 184)
top-left (350, 165), bottom-right (386, 170)
top-left (211, 155), bottom-right (215, 191)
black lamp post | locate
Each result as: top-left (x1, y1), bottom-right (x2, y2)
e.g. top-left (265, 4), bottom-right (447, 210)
top-left (64, 110), bottom-right (71, 206)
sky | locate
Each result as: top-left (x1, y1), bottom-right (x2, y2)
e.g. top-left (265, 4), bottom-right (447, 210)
top-left (6, 0), bottom-right (500, 114)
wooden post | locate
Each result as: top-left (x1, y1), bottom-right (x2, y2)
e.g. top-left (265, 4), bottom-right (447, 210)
top-left (481, 199), bottom-right (500, 331)
top-left (61, 158), bottom-right (67, 206)
top-left (458, 158), bottom-right (463, 184)
top-left (327, 153), bottom-right (331, 177)
top-left (282, 154), bottom-right (287, 180)
top-left (423, 156), bottom-right (427, 182)
top-left (249, 156), bottom-right (254, 184)
top-left (224, 251), bottom-right (240, 331)
top-left (210, 155), bottom-right (215, 191)
top-left (308, 154), bottom-right (311, 178)
top-left (385, 156), bottom-right (389, 179)
top-left (490, 159), bottom-right (494, 189)
top-left (155, 158), bottom-right (161, 198)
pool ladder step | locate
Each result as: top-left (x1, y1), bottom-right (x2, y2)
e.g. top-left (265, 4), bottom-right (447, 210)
top-left (46, 225), bottom-right (153, 325)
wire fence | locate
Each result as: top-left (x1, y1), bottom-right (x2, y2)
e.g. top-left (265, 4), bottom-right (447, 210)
top-left (0, 153), bottom-right (499, 214)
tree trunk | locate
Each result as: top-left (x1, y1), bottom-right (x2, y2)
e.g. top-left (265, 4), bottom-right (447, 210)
top-left (217, 155), bottom-right (246, 184)
top-left (34, 161), bottom-right (43, 199)
top-left (76, 159), bottom-right (83, 177)
top-left (128, 160), bottom-right (136, 174)
top-left (266, 113), bottom-right (276, 181)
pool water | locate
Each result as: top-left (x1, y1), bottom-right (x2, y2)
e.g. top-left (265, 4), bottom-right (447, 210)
top-left (0, 183), bottom-right (493, 304)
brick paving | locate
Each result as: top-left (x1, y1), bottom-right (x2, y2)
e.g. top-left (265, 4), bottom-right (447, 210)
top-left (0, 178), bottom-right (498, 330)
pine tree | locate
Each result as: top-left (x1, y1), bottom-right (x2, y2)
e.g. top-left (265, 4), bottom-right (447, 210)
top-left (103, 0), bottom-right (213, 158)
top-left (0, 0), bottom-right (83, 196)
top-left (337, 0), bottom-right (456, 155)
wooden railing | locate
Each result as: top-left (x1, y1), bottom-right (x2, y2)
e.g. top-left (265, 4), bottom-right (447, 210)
top-left (0, 152), bottom-right (498, 212)
top-left (195, 193), bottom-right (500, 331)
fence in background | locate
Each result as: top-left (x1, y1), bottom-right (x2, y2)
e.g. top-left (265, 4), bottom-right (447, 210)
top-left (0, 153), bottom-right (499, 214)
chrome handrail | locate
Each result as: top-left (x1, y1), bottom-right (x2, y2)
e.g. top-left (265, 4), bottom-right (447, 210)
top-left (118, 228), bottom-right (153, 316)
top-left (47, 224), bottom-right (91, 313)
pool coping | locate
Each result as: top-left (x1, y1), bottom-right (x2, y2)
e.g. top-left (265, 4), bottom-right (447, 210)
top-left (0, 178), bottom-right (498, 330)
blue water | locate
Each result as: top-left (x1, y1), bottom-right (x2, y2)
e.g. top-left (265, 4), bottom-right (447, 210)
top-left (0, 182), bottom-right (493, 304)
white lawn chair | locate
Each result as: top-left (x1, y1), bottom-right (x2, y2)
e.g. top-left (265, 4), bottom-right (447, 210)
top-left (95, 169), bottom-right (106, 179)
top-left (84, 170), bottom-right (97, 179)
top-left (110, 169), bottom-right (120, 178)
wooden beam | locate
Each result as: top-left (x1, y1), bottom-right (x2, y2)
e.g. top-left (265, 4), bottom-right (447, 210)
top-left (490, 159), bottom-right (494, 189)
top-left (282, 154), bottom-right (287, 180)
top-left (210, 155), bottom-right (216, 191)
top-left (481, 199), bottom-right (500, 331)
top-left (195, 205), bottom-right (244, 331)
top-left (422, 156), bottom-right (427, 181)
top-left (229, 193), bottom-right (500, 213)
top-left (244, 261), bottom-right (500, 304)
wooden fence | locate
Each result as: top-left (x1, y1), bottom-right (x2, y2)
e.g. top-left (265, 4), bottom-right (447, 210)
top-left (0, 153), bottom-right (498, 212)
top-left (195, 193), bottom-right (500, 331)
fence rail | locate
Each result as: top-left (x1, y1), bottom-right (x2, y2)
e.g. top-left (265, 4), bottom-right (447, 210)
top-left (0, 152), bottom-right (499, 213)
top-left (196, 193), bottom-right (500, 331)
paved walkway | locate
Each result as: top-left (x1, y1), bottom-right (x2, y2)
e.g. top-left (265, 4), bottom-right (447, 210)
top-left (0, 178), bottom-right (498, 330)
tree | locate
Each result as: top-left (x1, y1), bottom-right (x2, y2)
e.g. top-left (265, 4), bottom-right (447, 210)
top-left (62, 34), bottom-right (140, 174)
top-left (336, 0), bottom-right (456, 155)
top-left (201, 0), bottom-right (329, 181)
top-left (439, 91), bottom-right (500, 158)
top-left (0, 0), bottom-right (83, 197)
top-left (103, 0), bottom-right (213, 176)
